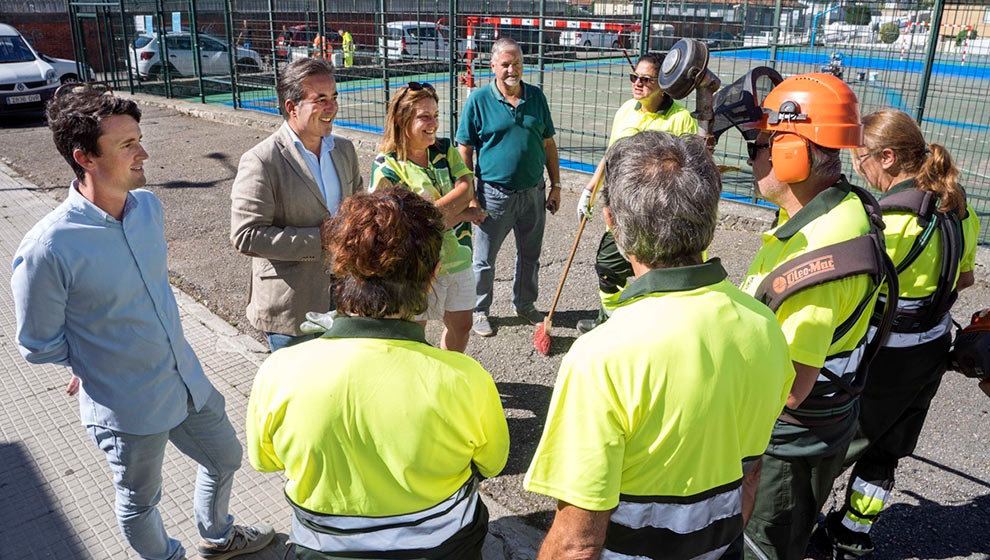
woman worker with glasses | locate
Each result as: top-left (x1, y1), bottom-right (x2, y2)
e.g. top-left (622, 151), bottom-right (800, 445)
top-left (370, 82), bottom-right (486, 353)
top-left (574, 53), bottom-right (699, 334)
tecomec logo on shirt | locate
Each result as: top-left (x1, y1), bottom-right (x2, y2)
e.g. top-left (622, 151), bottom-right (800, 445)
top-left (772, 255), bottom-right (836, 294)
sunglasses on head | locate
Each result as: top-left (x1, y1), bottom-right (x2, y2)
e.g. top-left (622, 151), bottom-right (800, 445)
top-left (394, 81), bottom-right (435, 105)
top-left (54, 81), bottom-right (113, 99)
top-left (629, 73), bottom-right (657, 85)
top-left (747, 141), bottom-right (771, 160)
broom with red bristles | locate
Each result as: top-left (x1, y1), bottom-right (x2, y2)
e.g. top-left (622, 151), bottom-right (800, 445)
top-left (533, 182), bottom-right (601, 355)
top-left (532, 162), bottom-right (742, 355)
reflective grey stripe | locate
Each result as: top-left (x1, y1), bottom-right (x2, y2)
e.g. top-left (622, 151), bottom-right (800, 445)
top-left (289, 479), bottom-right (479, 553)
top-left (884, 311), bottom-right (950, 348)
top-left (602, 543), bottom-right (731, 560)
top-left (610, 486), bottom-right (742, 535)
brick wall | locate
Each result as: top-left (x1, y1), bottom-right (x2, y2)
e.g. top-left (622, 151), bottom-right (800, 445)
top-left (2, 14), bottom-right (75, 60)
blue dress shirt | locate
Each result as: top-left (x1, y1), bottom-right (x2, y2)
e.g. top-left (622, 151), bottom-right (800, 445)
top-left (283, 122), bottom-right (343, 214)
top-left (11, 183), bottom-right (214, 435)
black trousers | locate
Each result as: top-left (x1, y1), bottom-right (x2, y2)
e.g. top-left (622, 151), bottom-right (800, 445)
top-left (827, 332), bottom-right (952, 555)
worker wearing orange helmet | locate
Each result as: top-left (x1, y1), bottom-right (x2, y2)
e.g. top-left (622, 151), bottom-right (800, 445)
top-left (737, 73), bottom-right (898, 560)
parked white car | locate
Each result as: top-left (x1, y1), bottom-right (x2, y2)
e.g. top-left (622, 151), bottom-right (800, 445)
top-left (38, 53), bottom-right (96, 84)
top-left (380, 21), bottom-right (455, 60)
top-left (559, 29), bottom-right (621, 49)
top-left (0, 23), bottom-right (58, 116)
top-left (129, 32), bottom-right (262, 80)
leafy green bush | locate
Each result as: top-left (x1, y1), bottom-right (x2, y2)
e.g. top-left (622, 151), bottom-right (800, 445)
top-left (845, 5), bottom-right (872, 26)
top-left (956, 28), bottom-right (978, 47)
top-left (880, 22), bottom-right (899, 44)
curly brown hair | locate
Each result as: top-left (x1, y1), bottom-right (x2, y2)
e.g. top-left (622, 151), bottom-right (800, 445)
top-left (322, 186), bottom-right (444, 319)
top-left (46, 88), bottom-right (142, 181)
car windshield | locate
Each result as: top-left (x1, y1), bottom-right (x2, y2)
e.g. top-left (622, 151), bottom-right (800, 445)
top-left (134, 35), bottom-right (153, 48)
top-left (0, 35), bottom-right (37, 64)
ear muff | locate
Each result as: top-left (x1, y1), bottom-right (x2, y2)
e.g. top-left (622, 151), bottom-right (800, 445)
top-left (770, 133), bottom-right (811, 184)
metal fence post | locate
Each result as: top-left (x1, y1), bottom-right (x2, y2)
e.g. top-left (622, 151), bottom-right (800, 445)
top-left (449, 0), bottom-right (458, 139)
top-left (768, 0), bottom-right (782, 69)
top-left (537, 0), bottom-right (546, 90)
top-left (380, 0), bottom-right (390, 107)
top-left (223, 0), bottom-right (239, 108)
top-left (639, 0), bottom-right (653, 56)
top-left (189, 0), bottom-right (206, 103)
top-left (914, 0), bottom-right (946, 124)
top-left (154, 0), bottom-right (172, 97)
top-left (119, 0), bottom-right (135, 94)
top-left (267, 0), bottom-right (279, 90)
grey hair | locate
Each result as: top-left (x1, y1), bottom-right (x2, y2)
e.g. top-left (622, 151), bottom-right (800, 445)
top-left (809, 143), bottom-right (842, 179)
top-left (276, 57), bottom-right (335, 118)
top-left (491, 37), bottom-right (521, 58)
top-left (601, 131), bottom-right (720, 268)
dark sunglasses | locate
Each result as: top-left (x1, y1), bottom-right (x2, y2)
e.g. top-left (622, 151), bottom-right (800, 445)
top-left (629, 73), bottom-right (657, 85)
top-left (747, 141), bottom-right (770, 160)
top-left (394, 81), bottom-right (435, 106)
top-left (54, 81), bottom-right (113, 99)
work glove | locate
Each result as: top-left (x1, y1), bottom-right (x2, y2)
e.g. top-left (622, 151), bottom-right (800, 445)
top-left (300, 310), bottom-right (338, 335)
top-left (577, 188), bottom-right (594, 221)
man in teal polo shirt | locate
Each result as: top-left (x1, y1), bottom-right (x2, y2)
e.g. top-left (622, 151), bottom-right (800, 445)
top-left (456, 37), bottom-right (561, 337)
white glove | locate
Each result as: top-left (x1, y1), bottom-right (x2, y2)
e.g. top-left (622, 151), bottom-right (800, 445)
top-left (577, 188), bottom-right (594, 221)
top-left (300, 310), bottom-right (338, 335)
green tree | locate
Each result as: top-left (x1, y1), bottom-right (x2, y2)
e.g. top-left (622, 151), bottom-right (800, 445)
top-left (880, 22), bottom-right (900, 44)
top-left (846, 5), bottom-right (872, 26)
top-left (956, 28), bottom-right (978, 47)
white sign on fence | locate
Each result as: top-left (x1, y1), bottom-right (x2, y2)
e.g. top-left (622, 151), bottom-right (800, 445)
top-left (171, 12), bottom-right (181, 33)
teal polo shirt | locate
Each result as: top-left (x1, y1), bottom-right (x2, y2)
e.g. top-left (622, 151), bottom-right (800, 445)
top-left (455, 81), bottom-right (555, 190)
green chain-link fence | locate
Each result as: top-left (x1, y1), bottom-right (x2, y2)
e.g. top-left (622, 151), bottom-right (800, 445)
top-left (65, 0), bottom-right (990, 242)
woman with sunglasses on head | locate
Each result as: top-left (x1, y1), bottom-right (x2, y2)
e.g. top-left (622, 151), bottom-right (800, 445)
top-left (816, 109), bottom-right (980, 559)
top-left (246, 187), bottom-right (509, 560)
top-left (370, 82), bottom-right (485, 353)
top-left (574, 53), bottom-right (699, 334)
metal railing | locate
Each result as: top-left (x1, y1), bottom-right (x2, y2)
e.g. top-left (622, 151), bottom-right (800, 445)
top-left (66, 0), bottom-right (990, 242)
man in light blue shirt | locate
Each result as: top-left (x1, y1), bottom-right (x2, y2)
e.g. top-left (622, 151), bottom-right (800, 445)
top-left (12, 86), bottom-right (274, 560)
top-left (230, 57), bottom-right (363, 353)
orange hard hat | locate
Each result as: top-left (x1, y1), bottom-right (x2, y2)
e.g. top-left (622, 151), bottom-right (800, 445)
top-left (753, 73), bottom-right (861, 183)
top-left (755, 72), bottom-right (862, 149)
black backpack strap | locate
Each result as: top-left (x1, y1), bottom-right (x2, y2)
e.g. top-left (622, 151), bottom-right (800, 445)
top-left (757, 186), bottom-right (899, 425)
top-left (879, 188), bottom-right (965, 333)
top-left (925, 209), bottom-right (963, 325)
top-left (754, 236), bottom-right (881, 312)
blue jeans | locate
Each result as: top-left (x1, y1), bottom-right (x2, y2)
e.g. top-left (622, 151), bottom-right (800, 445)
top-left (265, 331), bottom-right (317, 353)
top-left (473, 181), bottom-right (546, 314)
top-left (87, 388), bottom-right (242, 560)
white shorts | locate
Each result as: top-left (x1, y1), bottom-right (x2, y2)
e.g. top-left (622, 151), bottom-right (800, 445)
top-left (416, 267), bottom-right (475, 321)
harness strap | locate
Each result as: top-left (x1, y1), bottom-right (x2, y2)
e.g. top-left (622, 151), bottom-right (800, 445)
top-left (754, 186), bottom-right (899, 425)
top-left (879, 189), bottom-right (965, 333)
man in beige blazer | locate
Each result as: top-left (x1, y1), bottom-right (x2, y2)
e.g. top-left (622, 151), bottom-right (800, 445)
top-left (231, 58), bottom-right (363, 352)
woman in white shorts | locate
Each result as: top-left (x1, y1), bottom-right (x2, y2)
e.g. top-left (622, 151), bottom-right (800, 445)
top-left (370, 81), bottom-right (486, 352)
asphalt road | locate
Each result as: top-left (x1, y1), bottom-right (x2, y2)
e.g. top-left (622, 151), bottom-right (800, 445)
top-left (1, 103), bottom-right (987, 559)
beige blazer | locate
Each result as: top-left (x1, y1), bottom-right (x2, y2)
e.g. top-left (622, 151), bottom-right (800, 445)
top-left (230, 123), bottom-right (363, 335)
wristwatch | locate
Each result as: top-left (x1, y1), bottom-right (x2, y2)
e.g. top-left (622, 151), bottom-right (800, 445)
top-left (550, 182), bottom-right (561, 189)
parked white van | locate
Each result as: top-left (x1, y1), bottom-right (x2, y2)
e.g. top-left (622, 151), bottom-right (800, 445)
top-left (0, 23), bottom-right (59, 116)
top-left (379, 21), bottom-right (453, 60)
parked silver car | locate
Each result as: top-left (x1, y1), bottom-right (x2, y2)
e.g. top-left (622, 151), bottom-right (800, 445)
top-left (38, 53), bottom-right (96, 84)
top-left (129, 32), bottom-right (262, 80)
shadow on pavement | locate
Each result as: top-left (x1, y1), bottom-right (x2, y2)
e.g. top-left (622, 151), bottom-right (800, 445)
top-left (0, 112), bottom-right (47, 129)
top-left (496, 382), bottom-right (552, 478)
top-left (872, 491), bottom-right (990, 559)
top-left (0, 442), bottom-right (89, 559)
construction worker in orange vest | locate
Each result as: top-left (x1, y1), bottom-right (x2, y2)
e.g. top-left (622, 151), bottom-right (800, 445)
top-left (312, 32), bottom-right (332, 59)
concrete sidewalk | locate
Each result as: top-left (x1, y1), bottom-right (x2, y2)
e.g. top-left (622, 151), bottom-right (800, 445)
top-left (0, 161), bottom-right (543, 560)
